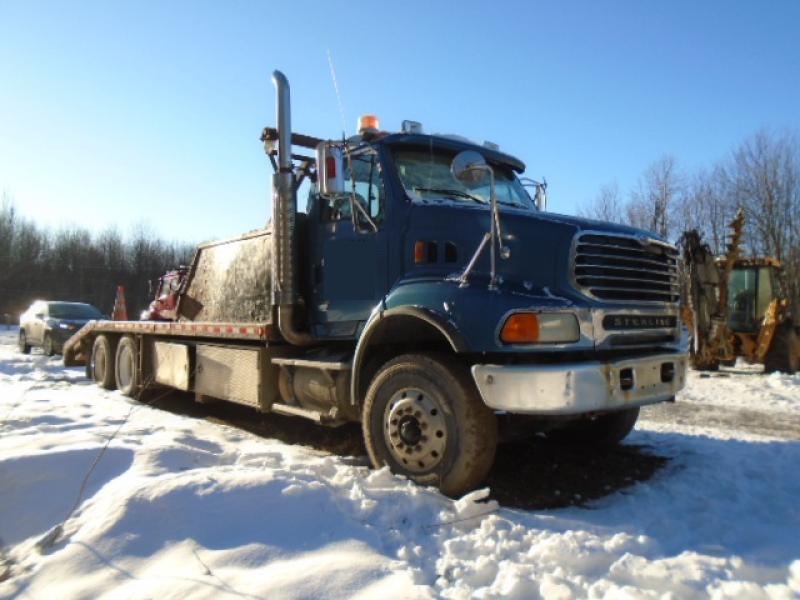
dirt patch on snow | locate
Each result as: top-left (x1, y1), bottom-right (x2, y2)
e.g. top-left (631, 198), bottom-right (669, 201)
top-left (143, 390), bottom-right (669, 509)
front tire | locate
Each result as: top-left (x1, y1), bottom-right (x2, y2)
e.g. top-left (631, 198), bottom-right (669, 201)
top-left (18, 330), bottom-right (31, 354)
top-left (91, 335), bottom-right (117, 390)
top-left (764, 322), bottom-right (799, 374)
top-left (362, 353), bottom-right (497, 497)
top-left (43, 333), bottom-right (56, 357)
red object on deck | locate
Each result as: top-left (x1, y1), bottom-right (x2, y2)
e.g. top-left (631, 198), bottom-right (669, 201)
top-left (112, 286), bottom-right (129, 321)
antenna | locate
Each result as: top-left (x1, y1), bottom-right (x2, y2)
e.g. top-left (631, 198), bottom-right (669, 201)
top-left (327, 49), bottom-right (347, 138)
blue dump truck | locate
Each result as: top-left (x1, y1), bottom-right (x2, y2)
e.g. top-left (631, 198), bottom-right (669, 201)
top-left (64, 70), bottom-right (687, 496)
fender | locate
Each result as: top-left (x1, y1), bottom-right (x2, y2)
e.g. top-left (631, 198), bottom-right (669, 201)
top-left (350, 305), bottom-right (469, 407)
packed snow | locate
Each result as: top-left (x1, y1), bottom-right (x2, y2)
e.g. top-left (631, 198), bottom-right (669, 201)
top-left (1, 325), bottom-right (798, 599)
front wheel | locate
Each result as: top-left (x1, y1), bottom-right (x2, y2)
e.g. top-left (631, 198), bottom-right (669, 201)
top-left (43, 333), bottom-right (56, 357)
top-left (18, 330), bottom-right (31, 354)
top-left (362, 353), bottom-right (497, 497)
top-left (764, 322), bottom-right (799, 374)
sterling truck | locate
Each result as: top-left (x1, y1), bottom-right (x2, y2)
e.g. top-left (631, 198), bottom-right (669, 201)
top-left (63, 70), bottom-right (688, 496)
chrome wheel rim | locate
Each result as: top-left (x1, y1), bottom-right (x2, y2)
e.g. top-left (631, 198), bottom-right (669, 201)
top-left (383, 387), bottom-right (447, 473)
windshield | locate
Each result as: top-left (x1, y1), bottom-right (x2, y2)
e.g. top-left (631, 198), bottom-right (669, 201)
top-left (391, 148), bottom-right (534, 210)
top-left (48, 303), bottom-right (103, 320)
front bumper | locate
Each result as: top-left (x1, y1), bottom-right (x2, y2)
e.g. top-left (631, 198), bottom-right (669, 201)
top-left (48, 327), bottom-right (80, 349)
top-left (471, 351), bottom-right (687, 415)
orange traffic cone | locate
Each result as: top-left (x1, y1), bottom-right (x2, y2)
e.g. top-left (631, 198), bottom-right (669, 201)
top-left (112, 285), bottom-right (129, 321)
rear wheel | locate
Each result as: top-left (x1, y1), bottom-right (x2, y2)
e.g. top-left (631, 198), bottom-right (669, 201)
top-left (362, 353), bottom-right (497, 497)
top-left (91, 335), bottom-right (117, 390)
top-left (549, 407), bottom-right (640, 446)
top-left (764, 322), bottom-right (800, 374)
top-left (43, 333), bottom-right (56, 357)
top-left (18, 330), bottom-right (31, 354)
top-left (115, 335), bottom-right (139, 397)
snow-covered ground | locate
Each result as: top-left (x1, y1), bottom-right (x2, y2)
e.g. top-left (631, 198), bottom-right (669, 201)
top-left (1, 325), bottom-right (798, 599)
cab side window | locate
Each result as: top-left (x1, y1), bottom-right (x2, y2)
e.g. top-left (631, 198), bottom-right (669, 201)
top-left (322, 152), bottom-right (384, 224)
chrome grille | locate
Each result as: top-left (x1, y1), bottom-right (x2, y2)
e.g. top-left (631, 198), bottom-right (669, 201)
top-left (573, 233), bottom-right (680, 303)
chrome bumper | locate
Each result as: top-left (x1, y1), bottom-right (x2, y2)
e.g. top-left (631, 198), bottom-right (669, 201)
top-left (471, 352), bottom-right (688, 415)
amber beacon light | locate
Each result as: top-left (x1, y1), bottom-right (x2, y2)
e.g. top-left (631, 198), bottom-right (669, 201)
top-left (358, 114), bottom-right (380, 135)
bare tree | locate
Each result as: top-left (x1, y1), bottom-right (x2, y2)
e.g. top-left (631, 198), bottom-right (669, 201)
top-left (723, 129), bottom-right (800, 302)
top-left (579, 182), bottom-right (624, 223)
top-left (628, 156), bottom-right (682, 239)
top-left (579, 131), bottom-right (800, 315)
top-left (0, 199), bottom-right (198, 317)
top-left (674, 166), bottom-right (737, 254)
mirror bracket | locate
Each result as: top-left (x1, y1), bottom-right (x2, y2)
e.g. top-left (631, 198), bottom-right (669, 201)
top-left (450, 150), bottom-right (504, 289)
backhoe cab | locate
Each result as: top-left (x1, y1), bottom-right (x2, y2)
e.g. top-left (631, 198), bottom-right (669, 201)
top-left (723, 257), bottom-right (799, 372)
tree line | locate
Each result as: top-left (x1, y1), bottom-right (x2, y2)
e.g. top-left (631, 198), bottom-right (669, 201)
top-left (579, 129), bottom-right (800, 304)
top-left (0, 197), bottom-right (195, 321)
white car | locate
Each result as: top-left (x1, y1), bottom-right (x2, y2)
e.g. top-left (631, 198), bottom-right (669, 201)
top-left (18, 301), bottom-right (103, 356)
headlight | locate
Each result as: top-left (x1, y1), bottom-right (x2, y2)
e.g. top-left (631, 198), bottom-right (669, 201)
top-left (500, 312), bottom-right (580, 344)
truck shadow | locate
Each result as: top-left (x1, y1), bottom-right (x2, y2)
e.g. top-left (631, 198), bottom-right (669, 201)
top-left (486, 440), bottom-right (667, 510)
top-left (145, 391), bottom-right (668, 510)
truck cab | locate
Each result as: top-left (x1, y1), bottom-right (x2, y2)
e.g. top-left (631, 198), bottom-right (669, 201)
top-left (292, 119), bottom-right (686, 492)
top-left (306, 126), bottom-right (684, 360)
top-left (140, 267), bottom-right (189, 321)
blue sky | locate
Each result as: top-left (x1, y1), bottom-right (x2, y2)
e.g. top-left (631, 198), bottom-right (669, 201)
top-left (1, 1), bottom-right (798, 243)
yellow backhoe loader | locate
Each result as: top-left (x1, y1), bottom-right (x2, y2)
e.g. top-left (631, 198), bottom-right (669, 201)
top-left (681, 210), bottom-right (800, 373)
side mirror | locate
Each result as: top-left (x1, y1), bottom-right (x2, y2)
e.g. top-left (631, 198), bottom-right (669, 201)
top-left (535, 184), bottom-right (547, 211)
top-left (316, 142), bottom-right (345, 196)
top-left (521, 177), bottom-right (548, 211)
top-left (451, 150), bottom-right (489, 188)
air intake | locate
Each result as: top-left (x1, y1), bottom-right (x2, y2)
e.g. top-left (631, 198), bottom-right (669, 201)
top-left (572, 233), bottom-right (680, 303)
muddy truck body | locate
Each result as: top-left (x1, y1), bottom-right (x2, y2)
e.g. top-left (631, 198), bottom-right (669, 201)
top-left (64, 70), bottom-right (688, 495)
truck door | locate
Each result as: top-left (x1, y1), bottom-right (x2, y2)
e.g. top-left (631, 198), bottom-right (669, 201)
top-left (310, 149), bottom-right (388, 338)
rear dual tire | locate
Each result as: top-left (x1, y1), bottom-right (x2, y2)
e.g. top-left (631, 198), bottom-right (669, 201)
top-left (114, 336), bottom-right (140, 397)
top-left (90, 334), bottom-right (140, 396)
top-left (91, 335), bottom-right (117, 390)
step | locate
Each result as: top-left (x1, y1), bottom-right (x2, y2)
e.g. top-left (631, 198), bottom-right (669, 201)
top-left (270, 402), bottom-right (342, 425)
top-left (271, 357), bottom-right (351, 371)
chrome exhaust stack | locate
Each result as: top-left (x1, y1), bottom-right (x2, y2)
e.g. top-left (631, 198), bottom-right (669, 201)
top-left (271, 70), bottom-right (312, 346)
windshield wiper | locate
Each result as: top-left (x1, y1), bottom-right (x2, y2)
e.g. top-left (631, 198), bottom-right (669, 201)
top-left (414, 187), bottom-right (488, 205)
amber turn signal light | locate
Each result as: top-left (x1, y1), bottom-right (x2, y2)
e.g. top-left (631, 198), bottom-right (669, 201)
top-left (500, 313), bottom-right (540, 343)
top-left (414, 241), bottom-right (426, 264)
